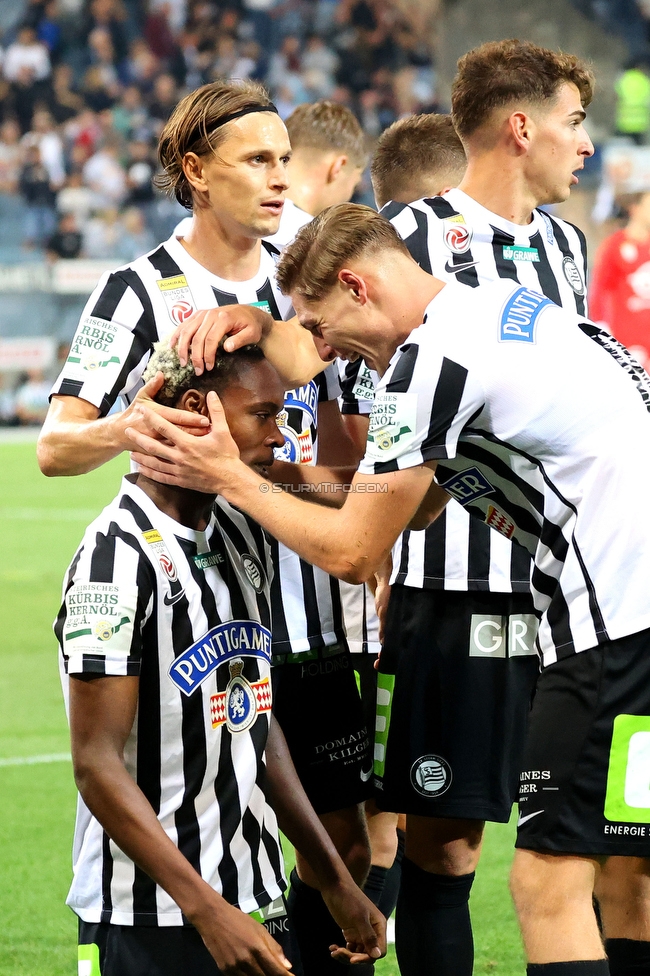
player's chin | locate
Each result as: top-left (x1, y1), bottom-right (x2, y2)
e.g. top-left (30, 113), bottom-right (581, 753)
top-left (252, 459), bottom-right (274, 478)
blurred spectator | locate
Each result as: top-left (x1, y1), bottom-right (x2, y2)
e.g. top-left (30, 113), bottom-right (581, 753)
top-left (148, 72), bottom-right (178, 129)
top-left (4, 65), bottom-right (50, 133)
top-left (615, 58), bottom-right (650, 143)
top-left (118, 205), bottom-right (155, 260)
top-left (0, 375), bottom-right (18, 426)
top-left (81, 65), bottom-right (119, 110)
top-left (19, 143), bottom-right (57, 246)
top-left (124, 138), bottom-right (156, 205)
top-left (82, 0), bottom-right (129, 64)
top-left (83, 136), bottom-right (127, 206)
top-left (2, 26), bottom-right (51, 82)
top-left (302, 35), bottom-right (339, 99)
top-left (124, 38), bottom-right (160, 88)
top-left (83, 205), bottom-right (124, 257)
top-left (14, 369), bottom-right (51, 424)
top-left (56, 169), bottom-right (100, 222)
top-left (22, 108), bottom-right (66, 187)
top-left (590, 191), bottom-right (650, 369)
top-left (48, 64), bottom-right (85, 123)
top-left (46, 211), bottom-right (83, 259)
top-left (112, 84), bottom-right (153, 139)
top-left (37, 0), bottom-right (63, 60)
top-left (0, 119), bottom-right (22, 194)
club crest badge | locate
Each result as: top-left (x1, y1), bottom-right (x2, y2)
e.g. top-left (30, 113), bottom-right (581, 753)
top-left (410, 754), bottom-right (452, 797)
top-left (225, 659), bottom-right (257, 733)
top-left (442, 215), bottom-right (472, 254)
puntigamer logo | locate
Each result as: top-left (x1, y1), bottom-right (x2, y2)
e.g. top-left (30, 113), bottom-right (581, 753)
top-left (499, 287), bottom-right (553, 344)
top-left (169, 620), bottom-right (272, 696)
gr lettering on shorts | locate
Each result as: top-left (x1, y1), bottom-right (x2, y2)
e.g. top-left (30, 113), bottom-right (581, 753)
top-left (468, 614), bottom-right (539, 658)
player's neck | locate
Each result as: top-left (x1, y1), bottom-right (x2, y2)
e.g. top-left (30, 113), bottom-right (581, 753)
top-left (179, 209), bottom-right (263, 281)
top-left (458, 158), bottom-right (536, 225)
top-left (135, 474), bottom-right (216, 531)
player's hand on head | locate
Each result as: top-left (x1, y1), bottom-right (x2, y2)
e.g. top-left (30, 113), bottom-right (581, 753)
top-left (197, 902), bottom-right (293, 976)
top-left (125, 394), bottom-right (241, 492)
top-left (170, 305), bottom-right (274, 376)
top-left (321, 882), bottom-right (386, 966)
top-left (126, 372), bottom-right (211, 439)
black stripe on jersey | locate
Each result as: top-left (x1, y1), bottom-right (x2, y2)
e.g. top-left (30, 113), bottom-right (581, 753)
top-left (90, 528), bottom-right (116, 582)
top-left (214, 723), bottom-right (241, 904)
top-left (458, 439), bottom-right (546, 513)
top-left (300, 560), bottom-right (322, 651)
top-left (544, 584), bottom-right (575, 659)
top-left (578, 323), bottom-right (650, 413)
top-left (57, 378), bottom-right (84, 398)
top-left (267, 537), bottom-right (290, 650)
top-left (256, 280), bottom-right (281, 321)
top-left (329, 573), bottom-right (343, 638)
top-left (382, 200), bottom-right (433, 275)
top-left (340, 359), bottom-right (363, 414)
top-left (466, 517), bottom-right (491, 590)
top-left (510, 540), bottom-right (533, 590)
top-left (119, 493), bottom-right (153, 531)
top-left (147, 245), bottom-right (183, 279)
top-left (239, 716), bottom-right (270, 903)
top-left (217, 510), bottom-right (272, 628)
top-left (386, 343), bottom-right (419, 393)
top-left (548, 216), bottom-right (586, 315)
top-left (212, 287), bottom-right (238, 305)
top-left (422, 358), bottom-right (469, 458)
top-left (91, 272), bottom-right (130, 321)
top-left (100, 832), bottom-right (114, 923)
top-left (528, 230), bottom-right (562, 306)
top-left (423, 197), bottom-right (479, 287)
top-left (490, 226), bottom-right (518, 283)
top-left (394, 529), bottom-right (411, 585)
top-left (262, 239), bottom-right (280, 259)
top-left (574, 223), bottom-right (589, 285)
top-left (423, 515), bottom-right (447, 584)
top-left (101, 269), bottom-right (158, 417)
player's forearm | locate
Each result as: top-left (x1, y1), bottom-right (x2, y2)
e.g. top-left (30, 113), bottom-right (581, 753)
top-left (72, 743), bottom-right (225, 924)
top-left (260, 317), bottom-right (325, 388)
top-left (38, 407), bottom-right (128, 476)
top-left (268, 460), bottom-right (357, 509)
top-left (265, 718), bottom-right (354, 890)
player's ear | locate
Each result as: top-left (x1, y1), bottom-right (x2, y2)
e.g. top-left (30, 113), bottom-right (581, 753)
top-left (508, 111), bottom-right (532, 152)
top-left (178, 389), bottom-right (209, 416)
top-left (182, 152), bottom-right (208, 195)
top-left (328, 154), bottom-right (347, 182)
top-left (338, 268), bottom-right (368, 304)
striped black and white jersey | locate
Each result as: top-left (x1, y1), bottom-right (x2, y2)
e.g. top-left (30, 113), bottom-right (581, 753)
top-left (270, 362), bottom-right (347, 654)
top-left (49, 232), bottom-right (345, 657)
top-left (358, 280), bottom-right (650, 666)
top-left (56, 475), bottom-right (285, 926)
top-left (50, 234), bottom-right (294, 414)
top-left (340, 188), bottom-right (589, 593)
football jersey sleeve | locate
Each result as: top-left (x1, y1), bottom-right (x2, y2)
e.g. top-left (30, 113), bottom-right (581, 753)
top-left (358, 339), bottom-right (485, 475)
top-left (59, 532), bottom-right (155, 677)
top-left (50, 269), bottom-right (157, 416)
top-left (338, 358), bottom-right (376, 416)
top-left (317, 360), bottom-right (342, 401)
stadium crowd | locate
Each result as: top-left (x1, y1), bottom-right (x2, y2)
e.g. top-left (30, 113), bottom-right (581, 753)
top-left (0, 0), bottom-right (438, 255)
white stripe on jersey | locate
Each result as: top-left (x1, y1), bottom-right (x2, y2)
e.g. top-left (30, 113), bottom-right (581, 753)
top-left (57, 476), bottom-right (285, 925)
top-left (358, 280), bottom-right (650, 665)
top-left (351, 190), bottom-right (589, 593)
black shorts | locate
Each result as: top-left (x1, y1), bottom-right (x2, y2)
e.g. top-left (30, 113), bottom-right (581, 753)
top-left (374, 586), bottom-right (540, 821)
top-left (78, 898), bottom-right (290, 976)
top-left (516, 628), bottom-right (650, 856)
top-left (352, 651), bottom-right (380, 740)
top-left (272, 643), bottom-right (373, 815)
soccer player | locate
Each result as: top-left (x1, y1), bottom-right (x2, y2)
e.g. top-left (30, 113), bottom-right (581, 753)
top-left (57, 338), bottom-right (385, 976)
top-left (266, 100), bottom-right (366, 249)
top-left (589, 191), bottom-right (650, 370)
top-left (182, 41), bottom-right (597, 976)
top-left (127, 203), bottom-right (650, 976)
top-left (38, 80), bottom-right (372, 975)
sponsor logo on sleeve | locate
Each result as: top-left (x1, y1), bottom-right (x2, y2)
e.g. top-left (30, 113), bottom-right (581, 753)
top-left (365, 392), bottom-right (418, 462)
top-left (157, 275), bottom-right (196, 325)
top-left (169, 620), bottom-right (272, 695)
top-left (65, 316), bottom-right (131, 375)
top-left (499, 287), bottom-right (553, 344)
top-left (249, 300), bottom-right (271, 314)
top-left (562, 256), bottom-right (585, 296)
top-left (438, 466), bottom-right (495, 505)
top-left (274, 382), bottom-right (319, 464)
top-left (63, 582), bottom-right (137, 656)
top-left (442, 214), bottom-right (472, 254)
top-left (351, 364), bottom-right (376, 402)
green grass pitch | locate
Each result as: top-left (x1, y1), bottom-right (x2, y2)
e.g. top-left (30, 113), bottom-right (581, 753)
top-left (0, 440), bottom-right (525, 975)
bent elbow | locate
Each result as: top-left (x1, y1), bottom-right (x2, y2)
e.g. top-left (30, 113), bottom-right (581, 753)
top-left (37, 436), bottom-right (59, 477)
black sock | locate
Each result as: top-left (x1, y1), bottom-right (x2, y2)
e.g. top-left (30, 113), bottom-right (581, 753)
top-left (286, 868), bottom-right (374, 976)
top-left (377, 827), bottom-right (404, 920)
top-left (395, 857), bottom-right (475, 976)
top-left (527, 963), bottom-right (610, 974)
top-left (606, 938), bottom-right (650, 975)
